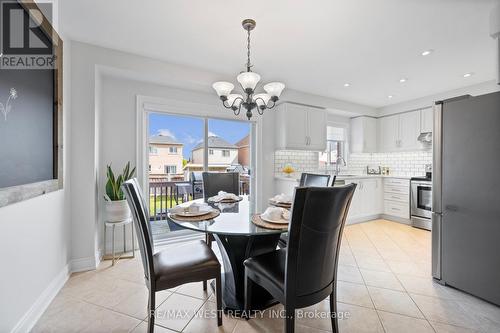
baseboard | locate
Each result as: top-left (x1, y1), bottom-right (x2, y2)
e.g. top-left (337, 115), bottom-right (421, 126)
top-left (380, 214), bottom-right (412, 225)
top-left (11, 264), bottom-right (70, 333)
top-left (347, 214), bottom-right (412, 225)
top-left (70, 256), bottom-right (97, 273)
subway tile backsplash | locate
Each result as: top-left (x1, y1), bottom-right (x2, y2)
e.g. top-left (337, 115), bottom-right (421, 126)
top-left (274, 150), bottom-right (432, 177)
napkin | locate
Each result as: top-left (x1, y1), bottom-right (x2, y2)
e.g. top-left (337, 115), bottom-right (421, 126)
top-left (170, 202), bottom-right (210, 214)
top-left (261, 206), bottom-right (290, 221)
top-left (209, 191), bottom-right (240, 202)
top-left (271, 193), bottom-right (292, 203)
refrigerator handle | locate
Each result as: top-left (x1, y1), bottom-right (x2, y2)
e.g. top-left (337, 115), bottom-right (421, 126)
top-left (433, 102), bottom-right (443, 213)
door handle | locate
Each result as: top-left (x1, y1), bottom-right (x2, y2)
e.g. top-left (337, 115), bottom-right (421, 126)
top-left (445, 205), bottom-right (458, 212)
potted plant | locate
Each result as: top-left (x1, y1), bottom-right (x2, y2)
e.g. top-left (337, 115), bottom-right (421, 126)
top-left (104, 162), bottom-right (136, 222)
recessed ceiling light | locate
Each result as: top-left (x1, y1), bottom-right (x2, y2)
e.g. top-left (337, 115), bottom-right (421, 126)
top-left (343, 83), bottom-right (350, 87)
top-left (388, 95), bottom-right (394, 99)
top-left (463, 72), bottom-right (474, 78)
top-left (421, 49), bottom-right (434, 56)
top-left (399, 78), bottom-right (407, 83)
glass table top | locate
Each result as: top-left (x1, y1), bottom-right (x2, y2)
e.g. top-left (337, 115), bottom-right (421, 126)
top-left (166, 196), bottom-right (287, 236)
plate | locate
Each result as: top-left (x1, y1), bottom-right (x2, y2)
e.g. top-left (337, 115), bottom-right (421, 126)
top-left (260, 214), bottom-right (290, 224)
top-left (173, 208), bottom-right (213, 217)
top-left (269, 199), bottom-right (292, 208)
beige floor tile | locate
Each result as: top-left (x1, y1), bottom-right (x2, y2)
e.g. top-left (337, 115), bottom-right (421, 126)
top-left (355, 257), bottom-right (392, 272)
top-left (112, 288), bottom-right (171, 320)
top-left (176, 281), bottom-right (213, 300)
top-left (385, 259), bottom-right (428, 277)
top-left (130, 320), bottom-right (177, 333)
top-left (396, 274), bottom-right (452, 299)
top-left (360, 269), bottom-right (404, 291)
top-left (154, 292), bottom-right (205, 331)
top-left (378, 310), bottom-right (434, 333)
top-left (430, 321), bottom-right (482, 333)
top-left (368, 286), bottom-right (424, 318)
top-left (32, 294), bottom-right (140, 333)
top-left (410, 293), bottom-right (481, 329)
top-left (337, 264), bottom-right (364, 284)
top-left (338, 250), bottom-right (357, 267)
top-left (336, 281), bottom-right (374, 308)
top-left (182, 300), bottom-right (240, 333)
top-left (336, 302), bottom-right (384, 333)
top-left (455, 295), bottom-right (500, 333)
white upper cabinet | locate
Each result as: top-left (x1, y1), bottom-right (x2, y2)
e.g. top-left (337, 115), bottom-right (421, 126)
top-left (350, 116), bottom-right (378, 153)
top-left (379, 114), bottom-right (400, 152)
top-left (378, 111), bottom-right (421, 152)
top-left (275, 103), bottom-right (326, 151)
top-left (420, 107), bottom-right (433, 133)
top-left (399, 111), bottom-right (421, 150)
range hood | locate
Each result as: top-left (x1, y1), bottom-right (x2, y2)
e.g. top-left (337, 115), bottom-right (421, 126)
top-left (418, 132), bottom-right (432, 144)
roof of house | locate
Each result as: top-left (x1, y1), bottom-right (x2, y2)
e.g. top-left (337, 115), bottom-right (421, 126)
top-left (150, 135), bottom-right (182, 145)
top-left (192, 135), bottom-right (237, 150)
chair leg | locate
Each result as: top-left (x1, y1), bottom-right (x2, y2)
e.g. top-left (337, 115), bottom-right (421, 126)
top-left (244, 272), bottom-right (253, 318)
top-left (329, 291), bottom-right (339, 333)
top-left (285, 306), bottom-right (295, 333)
top-left (215, 276), bottom-right (223, 326)
top-left (147, 289), bottom-right (156, 333)
top-left (204, 233), bottom-right (211, 291)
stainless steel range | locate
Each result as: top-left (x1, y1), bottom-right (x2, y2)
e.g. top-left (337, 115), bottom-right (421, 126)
top-left (410, 165), bottom-right (432, 230)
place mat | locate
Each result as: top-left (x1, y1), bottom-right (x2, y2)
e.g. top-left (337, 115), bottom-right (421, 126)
top-left (207, 196), bottom-right (243, 203)
top-left (169, 209), bottom-right (220, 222)
top-left (251, 214), bottom-right (289, 230)
top-left (269, 200), bottom-right (292, 209)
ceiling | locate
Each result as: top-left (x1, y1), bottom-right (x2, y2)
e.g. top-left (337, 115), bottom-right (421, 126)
top-left (60, 0), bottom-right (499, 108)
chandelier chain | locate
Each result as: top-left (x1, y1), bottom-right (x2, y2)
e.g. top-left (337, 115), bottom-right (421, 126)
top-left (246, 29), bottom-right (252, 71)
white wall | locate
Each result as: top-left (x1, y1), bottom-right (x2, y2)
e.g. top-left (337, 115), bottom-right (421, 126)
top-left (0, 31), bottom-right (72, 333)
top-left (378, 80), bottom-right (500, 116)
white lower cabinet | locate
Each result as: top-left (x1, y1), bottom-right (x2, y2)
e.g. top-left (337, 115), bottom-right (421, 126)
top-left (383, 178), bottom-right (410, 219)
top-left (346, 178), bottom-right (383, 222)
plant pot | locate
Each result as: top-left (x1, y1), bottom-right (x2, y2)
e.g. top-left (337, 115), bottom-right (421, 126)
top-left (105, 199), bottom-right (131, 222)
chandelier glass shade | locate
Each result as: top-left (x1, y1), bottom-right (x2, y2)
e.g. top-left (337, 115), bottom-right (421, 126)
top-left (212, 19), bottom-right (285, 120)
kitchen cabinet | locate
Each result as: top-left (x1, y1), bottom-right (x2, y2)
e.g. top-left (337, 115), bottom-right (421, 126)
top-left (275, 103), bottom-right (326, 151)
top-left (383, 178), bottom-right (410, 219)
top-left (346, 178), bottom-right (383, 222)
top-left (420, 107), bottom-right (433, 133)
top-left (350, 116), bottom-right (377, 153)
top-left (378, 111), bottom-right (421, 152)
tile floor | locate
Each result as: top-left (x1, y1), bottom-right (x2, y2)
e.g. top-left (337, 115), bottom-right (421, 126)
top-left (33, 220), bottom-right (500, 333)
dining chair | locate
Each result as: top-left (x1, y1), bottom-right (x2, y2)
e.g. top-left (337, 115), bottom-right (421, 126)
top-left (202, 172), bottom-right (240, 199)
top-left (299, 172), bottom-right (331, 187)
top-left (278, 173), bottom-right (333, 248)
top-left (122, 179), bottom-right (223, 332)
top-left (244, 184), bottom-right (357, 333)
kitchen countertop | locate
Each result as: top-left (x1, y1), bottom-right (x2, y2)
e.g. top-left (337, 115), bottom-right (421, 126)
top-left (275, 174), bottom-right (413, 182)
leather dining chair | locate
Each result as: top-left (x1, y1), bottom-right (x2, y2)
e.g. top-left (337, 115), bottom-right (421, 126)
top-left (278, 173), bottom-right (332, 248)
top-left (244, 184), bottom-right (356, 333)
top-left (122, 179), bottom-right (222, 332)
top-left (299, 172), bottom-right (331, 187)
top-left (202, 172), bottom-right (240, 199)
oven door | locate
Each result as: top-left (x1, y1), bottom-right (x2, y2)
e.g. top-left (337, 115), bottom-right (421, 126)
top-left (411, 182), bottom-right (432, 218)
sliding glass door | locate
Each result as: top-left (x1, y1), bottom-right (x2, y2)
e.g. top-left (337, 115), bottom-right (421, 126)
top-left (146, 111), bottom-right (253, 241)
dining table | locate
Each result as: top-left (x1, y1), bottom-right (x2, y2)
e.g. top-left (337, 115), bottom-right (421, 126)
top-left (166, 195), bottom-right (287, 312)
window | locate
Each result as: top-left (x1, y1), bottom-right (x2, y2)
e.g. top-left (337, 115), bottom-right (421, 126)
top-left (222, 150), bottom-right (230, 157)
top-left (319, 126), bottom-right (346, 166)
top-left (164, 165), bottom-right (177, 174)
top-left (149, 146), bottom-right (158, 154)
top-left (169, 146), bottom-right (178, 154)
top-left (209, 149), bottom-right (214, 155)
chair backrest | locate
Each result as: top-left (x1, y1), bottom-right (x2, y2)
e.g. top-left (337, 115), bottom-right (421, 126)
top-left (285, 184), bottom-right (356, 305)
top-left (299, 173), bottom-right (331, 187)
top-left (202, 172), bottom-right (240, 199)
top-left (121, 179), bottom-right (155, 286)
top-left (191, 171), bottom-right (203, 183)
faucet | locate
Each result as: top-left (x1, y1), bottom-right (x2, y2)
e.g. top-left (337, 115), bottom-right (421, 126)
top-left (335, 156), bottom-right (346, 175)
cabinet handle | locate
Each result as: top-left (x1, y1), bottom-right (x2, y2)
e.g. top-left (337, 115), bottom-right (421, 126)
top-left (391, 207), bottom-right (401, 211)
top-left (391, 196), bottom-right (400, 199)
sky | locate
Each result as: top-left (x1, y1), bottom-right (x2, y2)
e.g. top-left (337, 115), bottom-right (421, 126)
top-left (149, 113), bottom-right (251, 159)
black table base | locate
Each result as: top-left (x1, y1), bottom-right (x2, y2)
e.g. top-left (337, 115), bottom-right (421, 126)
top-left (213, 233), bottom-right (280, 312)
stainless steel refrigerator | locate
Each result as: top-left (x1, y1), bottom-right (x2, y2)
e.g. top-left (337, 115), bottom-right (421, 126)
top-left (432, 91), bottom-right (500, 306)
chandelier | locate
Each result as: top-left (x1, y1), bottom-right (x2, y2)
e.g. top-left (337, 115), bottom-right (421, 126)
top-left (212, 19), bottom-right (285, 120)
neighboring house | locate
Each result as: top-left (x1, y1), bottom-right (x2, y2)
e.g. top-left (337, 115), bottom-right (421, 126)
top-left (235, 134), bottom-right (250, 167)
top-left (149, 135), bottom-right (184, 180)
top-left (184, 135), bottom-right (238, 173)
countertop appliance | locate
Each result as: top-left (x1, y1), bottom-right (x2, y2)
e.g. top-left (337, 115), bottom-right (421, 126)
top-left (432, 92), bottom-right (500, 306)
